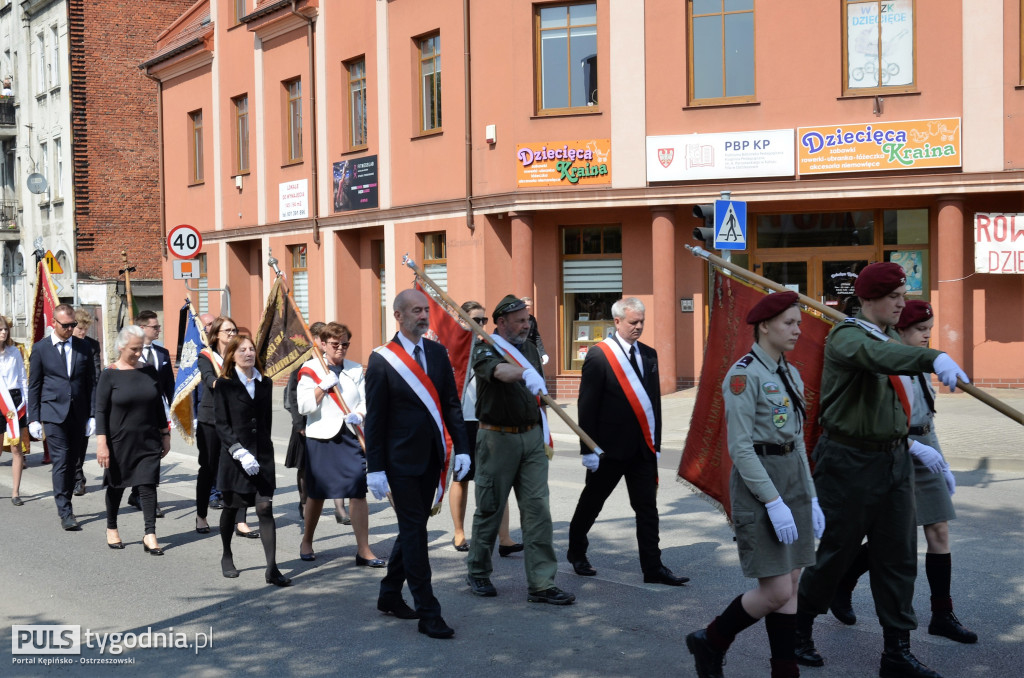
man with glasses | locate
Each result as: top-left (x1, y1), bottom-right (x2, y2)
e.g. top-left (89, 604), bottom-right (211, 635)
top-left (27, 304), bottom-right (97, 530)
top-left (127, 310), bottom-right (173, 518)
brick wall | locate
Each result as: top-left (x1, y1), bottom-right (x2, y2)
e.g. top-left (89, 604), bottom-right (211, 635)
top-left (69, 0), bottom-right (194, 281)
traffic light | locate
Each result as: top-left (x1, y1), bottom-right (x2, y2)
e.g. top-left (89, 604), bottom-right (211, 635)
top-left (692, 203), bottom-right (715, 243)
top-left (692, 204), bottom-right (715, 220)
top-left (693, 227), bottom-right (715, 242)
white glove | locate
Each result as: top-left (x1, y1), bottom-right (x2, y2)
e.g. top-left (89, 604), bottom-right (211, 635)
top-left (541, 354), bottom-right (550, 365)
top-left (581, 452), bottom-right (600, 472)
top-left (317, 372), bottom-right (339, 392)
top-left (942, 464), bottom-right (956, 496)
top-left (933, 353), bottom-right (969, 392)
top-left (367, 471), bottom-right (390, 500)
top-left (909, 440), bottom-right (945, 474)
top-left (765, 497), bottom-right (798, 544)
top-left (85, 417), bottom-right (96, 437)
top-left (810, 497), bottom-right (826, 539)
top-left (453, 454), bottom-right (471, 481)
top-left (29, 421), bottom-right (43, 440)
top-left (345, 412), bottom-right (363, 426)
top-left (522, 367), bottom-right (548, 396)
top-left (231, 448), bottom-right (259, 476)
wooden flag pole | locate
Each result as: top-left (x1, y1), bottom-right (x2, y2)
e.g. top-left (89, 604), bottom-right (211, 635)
top-left (401, 254), bottom-right (601, 453)
top-left (184, 296), bottom-right (210, 347)
top-left (686, 244), bottom-right (1024, 426)
top-left (120, 250), bottom-right (137, 326)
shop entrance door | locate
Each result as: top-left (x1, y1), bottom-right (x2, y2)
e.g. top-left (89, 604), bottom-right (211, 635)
top-left (754, 250), bottom-right (872, 312)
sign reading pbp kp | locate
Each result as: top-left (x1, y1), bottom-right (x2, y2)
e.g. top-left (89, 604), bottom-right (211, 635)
top-left (168, 224), bottom-right (203, 259)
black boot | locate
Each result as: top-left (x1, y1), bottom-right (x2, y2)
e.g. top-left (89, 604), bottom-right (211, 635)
top-left (770, 658), bottom-right (800, 678)
top-left (685, 629), bottom-right (725, 678)
top-left (880, 628), bottom-right (943, 678)
top-left (794, 613), bottom-right (824, 667)
top-left (928, 611), bottom-right (977, 644)
top-left (829, 588), bottom-right (856, 626)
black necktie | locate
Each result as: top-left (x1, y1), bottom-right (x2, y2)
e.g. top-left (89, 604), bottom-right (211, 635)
top-left (628, 345), bottom-right (642, 379)
top-left (413, 345), bottom-right (425, 372)
top-left (149, 347), bottom-right (158, 368)
top-left (776, 362), bottom-right (806, 424)
top-left (58, 341), bottom-right (68, 375)
top-left (917, 373), bottom-right (935, 414)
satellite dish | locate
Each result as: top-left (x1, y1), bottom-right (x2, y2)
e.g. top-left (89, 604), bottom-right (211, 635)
top-left (27, 173), bottom-right (48, 194)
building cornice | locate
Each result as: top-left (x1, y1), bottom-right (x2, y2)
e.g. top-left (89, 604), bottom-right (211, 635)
top-left (244, 0), bottom-right (318, 41)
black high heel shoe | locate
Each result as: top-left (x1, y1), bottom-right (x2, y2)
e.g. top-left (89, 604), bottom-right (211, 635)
top-left (265, 571), bottom-right (293, 587)
top-left (143, 540), bottom-right (165, 556)
top-left (235, 527), bottom-right (261, 539)
top-left (195, 518), bottom-right (211, 534)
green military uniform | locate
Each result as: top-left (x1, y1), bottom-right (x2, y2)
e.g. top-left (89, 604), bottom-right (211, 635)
top-left (723, 343), bottom-right (816, 579)
top-left (907, 375), bottom-right (955, 527)
top-left (798, 315), bottom-right (941, 630)
top-left (466, 336), bottom-right (557, 593)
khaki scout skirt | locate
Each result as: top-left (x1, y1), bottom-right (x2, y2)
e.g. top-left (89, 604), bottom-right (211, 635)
top-left (910, 431), bottom-right (956, 526)
top-left (730, 451), bottom-right (816, 579)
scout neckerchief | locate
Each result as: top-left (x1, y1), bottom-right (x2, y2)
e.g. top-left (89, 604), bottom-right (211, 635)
top-left (0, 379), bottom-right (22, 441)
top-left (588, 337), bottom-right (656, 455)
top-left (842, 317), bottom-right (912, 425)
top-left (489, 333), bottom-right (554, 450)
top-left (373, 340), bottom-right (450, 511)
top-left (199, 347), bottom-right (224, 377)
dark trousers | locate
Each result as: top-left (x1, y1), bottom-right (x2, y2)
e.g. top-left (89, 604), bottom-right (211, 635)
top-left (75, 436), bottom-right (87, 486)
top-left (196, 422), bottom-right (222, 518)
top-left (107, 485), bottom-right (157, 534)
top-left (44, 420), bottom-right (86, 519)
top-left (798, 436), bottom-right (918, 630)
top-left (568, 452), bottom-right (662, 575)
top-left (379, 461), bottom-right (442, 618)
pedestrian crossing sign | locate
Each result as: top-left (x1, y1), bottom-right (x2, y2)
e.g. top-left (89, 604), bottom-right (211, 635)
top-left (714, 199), bottom-right (747, 250)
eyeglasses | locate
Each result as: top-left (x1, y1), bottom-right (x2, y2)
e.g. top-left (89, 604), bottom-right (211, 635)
top-left (220, 328), bottom-right (239, 336)
top-left (471, 317), bottom-right (488, 326)
top-left (144, 324), bottom-right (161, 330)
top-left (326, 341), bottom-right (351, 350)
top-left (57, 321), bottom-right (79, 330)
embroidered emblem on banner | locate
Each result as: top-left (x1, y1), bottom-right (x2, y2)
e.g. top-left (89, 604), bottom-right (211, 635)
top-left (730, 375), bottom-right (747, 395)
top-left (772, 406), bottom-right (788, 428)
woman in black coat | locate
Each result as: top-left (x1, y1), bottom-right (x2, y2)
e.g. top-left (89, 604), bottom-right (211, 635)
top-left (214, 335), bottom-right (290, 586)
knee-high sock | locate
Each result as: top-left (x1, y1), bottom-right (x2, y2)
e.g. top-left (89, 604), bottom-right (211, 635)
top-left (926, 552), bottom-right (953, 612)
top-left (707, 594), bottom-right (759, 652)
top-left (765, 612), bottom-right (797, 660)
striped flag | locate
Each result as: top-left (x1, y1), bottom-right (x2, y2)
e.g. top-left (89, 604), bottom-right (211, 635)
top-left (169, 301), bottom-right (204, 444)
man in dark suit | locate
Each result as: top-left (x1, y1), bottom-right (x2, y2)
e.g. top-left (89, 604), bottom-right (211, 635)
top-left (364, 288), bottom-right (470, 640)
top-left (28, 303), bottom-right (96, 530)
top-left (71, 308), bottom-right (103, 496)
top-left (128, 310), bottom-right (173, 517)
top-left (566, 296), bottom-right (689, 586)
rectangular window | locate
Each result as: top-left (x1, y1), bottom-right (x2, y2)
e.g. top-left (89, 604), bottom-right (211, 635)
top-left (53, 137), bottom-right (62, 198)
top-left (285, 79), bottom-right (302, 162)
top-left (36, 32), bottom-right (45, 94)
top-left (197, 253), bottom-right (209, 314)
top-left (289, 245), bottom-right (309, 318)
top-left (418, 34), bottom-right (442, 132)
top-left (688, 0), bottom-right (755, 104)
top-left (233, 95), bottom-right (249, 173)
top-left (561, 225), bottom-right (622, 372)
top-left (189, 110), bottom-right (204, 184)
top-left (422, 232), bottom-right (447, 292)
top-left (843, 0), bottom-right (914, 94)
top-left (234, 0), bottom-right (247, 24)
top-left (347, 58), bottom-right (368, 148)
top-left (536, 2), bottom-right (598, 113)
top-left (50, 26), bottom-right (59, 88)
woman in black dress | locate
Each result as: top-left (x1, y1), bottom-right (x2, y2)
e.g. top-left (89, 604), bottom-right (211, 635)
top-left (214, 335), bottom-right (290, 586)
top-left (96, 325), bottom-right (170, 554)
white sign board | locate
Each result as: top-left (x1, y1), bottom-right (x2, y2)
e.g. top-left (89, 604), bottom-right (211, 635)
top-left (173, 259), bottom-right (201, 279)
top-left (279, 179), bottom-right (309, 221)
top-left (974, 213), bottom-right (1024, 274)
top-left (646, 129), bottom-right (795, 182)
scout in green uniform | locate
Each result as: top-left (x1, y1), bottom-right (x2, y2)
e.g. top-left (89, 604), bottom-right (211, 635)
top-left (687, 290), bottom-right (825, 678)
top-left (829, 301), bottom-right (976, 644)
top-left (795, 263), bottom-right (969, 678)
top-left (464, 295), bottom-right (575, 605)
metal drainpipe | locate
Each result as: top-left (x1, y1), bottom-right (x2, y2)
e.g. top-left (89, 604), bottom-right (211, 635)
top-left (291, 0), bottom-right (320, 246)
top-left (463, 0), bottom-right (473, 232)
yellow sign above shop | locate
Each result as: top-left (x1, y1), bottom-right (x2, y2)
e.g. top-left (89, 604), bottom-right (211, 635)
top-left (516, 139), bottom-right (611, 188)
top-left (797, 118), bottom-right (961, 175)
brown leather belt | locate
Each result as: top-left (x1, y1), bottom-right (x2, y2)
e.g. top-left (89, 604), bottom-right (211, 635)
top-left (478, 422), bottom-right (536, 434)
top-left (823, 430), bottom-right (905, 452)
top-left (753, 442), bottom-right (795, 456)
top-left (908, 424), bottom-right (931, 436)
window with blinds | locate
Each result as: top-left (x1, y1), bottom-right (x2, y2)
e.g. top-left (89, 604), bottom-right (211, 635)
top-left (290, 245), bottom-right (309, 318)
top-left (562, 225), bottom-right (622, 372)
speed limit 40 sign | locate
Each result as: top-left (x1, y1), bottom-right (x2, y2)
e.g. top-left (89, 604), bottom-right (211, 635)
top-left (168, 224), bottom-right (203, 259)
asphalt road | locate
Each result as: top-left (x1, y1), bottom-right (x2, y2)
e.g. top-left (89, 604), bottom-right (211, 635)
top-left (1, 396), bottom-right (1022, 677)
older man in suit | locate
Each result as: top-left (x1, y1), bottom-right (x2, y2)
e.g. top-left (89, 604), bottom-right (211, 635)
top-left (28, 304), bottom-right (96, 530)
top-left (566, 296), bottom-right (688, 586)
top-left (364, 288), bottom-right (470, 640)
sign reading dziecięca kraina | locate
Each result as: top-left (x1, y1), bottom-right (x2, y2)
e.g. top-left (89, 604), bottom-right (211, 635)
top-left (516, 140), bottom-right (611, 188)
top-left (974, 213), bottom-right (1024, 274)
top-left (797, 118), bottom-right (961, 175)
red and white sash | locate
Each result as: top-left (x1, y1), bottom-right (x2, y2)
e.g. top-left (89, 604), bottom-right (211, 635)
top-left (0, 381), bottom-right (23, 441)
top-left (590, 338), bottom-right (656, 454)
top-left (490, 334), bottom-right (553, 450)
top-left (374, 340), bottom-right (450, 510)
top-left (298, 363), bottom-right (354, 416)
top-left (200, 348), bottom-right (224, 377)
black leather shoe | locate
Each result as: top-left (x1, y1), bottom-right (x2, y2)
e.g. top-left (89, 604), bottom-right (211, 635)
top-left (685, 629), bottom-right (725, 678)
top-left (418, 616), bottom-right (454, 639)
top-left (830, 589), bottom-right (857, 625)
top-left (355, 555), bottom-right (387, 568)
top-left (567, 551), bottom-right (597, 576)
top-left (527, 587), bottom-right (575, 605)
top-left (235, 528), bottom-right (261, 539)
top-left (154, 504), bottom-right (165, 519)
top-left (127, 495), bottom-right (141, 510)
top-left (643, 565), bottom-right (689, 586)
top-left (928, 611), bottom-right (977, 644)
top-left (143, 543), bottom-right (165, 556)
top-left (61, 514), bottom-right (81, 531)
top-left (881, 628), bottom-right (943, 678)
top-left (73, 480), bottom-right (86, 496)
top-left (265, 571), bottom-right (293, 587)
top-left (221, 557), bottom-right (240, 578)
top-left (498, 542), bottom-right (524, 557)
top-left (795, 628), bottom-right (824, 667)
top-left (11, 496), bottom-right (23, 506)
top-left (208, 498), bottom-right (224, 510)
top-left (452, 538), bottom-right (470, 552)
top-left (195, 519), bottom-right (211, 534)
top-left (378, 597), bottom-right (419, 619)
top-left (466, 575), bottom-right (497, 597)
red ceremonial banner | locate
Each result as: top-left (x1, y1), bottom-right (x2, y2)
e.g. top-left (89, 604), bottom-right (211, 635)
top-left (414, 281), bottom-right (474, 400)
top-left (32, 260), bottom-right (60, 343)
top-left (678, 271), bottom-right (833, 520)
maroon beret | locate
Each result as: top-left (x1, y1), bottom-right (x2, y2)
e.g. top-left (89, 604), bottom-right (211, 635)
top-left (746, 290), bottom-right (799, 324)
top-left (896, 300), bottom-right (933, 329)
top-left (854, 262), bottom-right (907, 299)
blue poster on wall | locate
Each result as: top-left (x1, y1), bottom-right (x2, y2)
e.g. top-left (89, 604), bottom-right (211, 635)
top-left (333, 155), bottom-right (378, 212)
